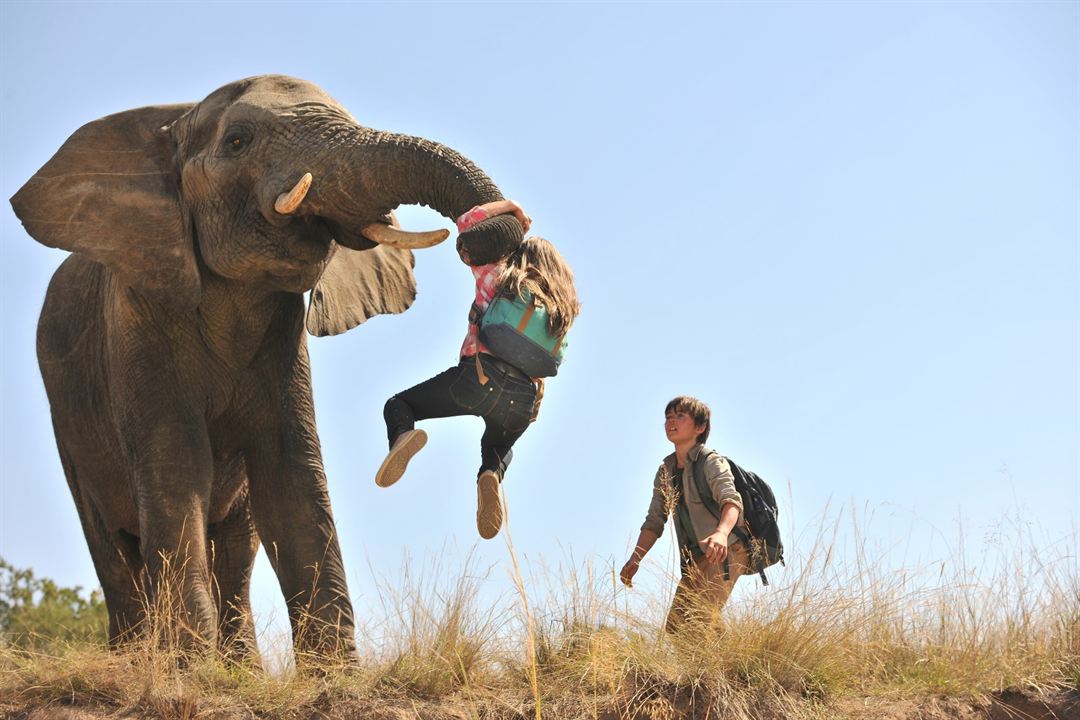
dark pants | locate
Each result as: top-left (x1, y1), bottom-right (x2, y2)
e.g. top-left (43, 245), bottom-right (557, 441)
top-left (384, 355), bottom-right (537, 479)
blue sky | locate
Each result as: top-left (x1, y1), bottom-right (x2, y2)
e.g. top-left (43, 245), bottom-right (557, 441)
top-left (1, 1), bottom-right (1077, 639)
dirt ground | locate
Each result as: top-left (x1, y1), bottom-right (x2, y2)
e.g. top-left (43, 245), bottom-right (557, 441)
top-left (5, 687), bottom-right (1078, 720)
top-left (827, 688), bottom-right (1079, 720)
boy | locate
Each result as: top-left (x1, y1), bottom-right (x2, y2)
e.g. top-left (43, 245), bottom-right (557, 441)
top-left (620, 396), bottom-right (750, 631)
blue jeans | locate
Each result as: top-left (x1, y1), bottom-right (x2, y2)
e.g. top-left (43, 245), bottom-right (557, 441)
top-left (384, 355), bottom-right (537, 479)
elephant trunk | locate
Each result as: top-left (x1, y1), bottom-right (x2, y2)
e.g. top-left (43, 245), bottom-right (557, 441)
top-left (291, 124), bottom-right (523, 261)
top-left (353, 130), bottom-right (503, 222)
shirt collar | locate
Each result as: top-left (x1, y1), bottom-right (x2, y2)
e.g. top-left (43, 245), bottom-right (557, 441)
top-left (664, 443), bottom-right (706, 471)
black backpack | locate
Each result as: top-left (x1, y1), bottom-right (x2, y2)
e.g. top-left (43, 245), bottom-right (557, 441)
top-left (691, 450), bottom-right (784, 585)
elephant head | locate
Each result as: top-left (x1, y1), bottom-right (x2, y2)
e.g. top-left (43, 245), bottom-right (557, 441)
top-left (11, 74), bottom-right (522, 334)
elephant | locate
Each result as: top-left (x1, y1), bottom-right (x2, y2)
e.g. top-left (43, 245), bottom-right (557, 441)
top-left (9, 75), bottom-right (524, 662)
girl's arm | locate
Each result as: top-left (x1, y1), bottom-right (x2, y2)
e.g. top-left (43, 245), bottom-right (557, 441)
top-left (480, 200), bottom-right (531, 233)
top-left (455, 200), bottom-right (532, 266)
top-left (466, 200), bottom-right (532, 234)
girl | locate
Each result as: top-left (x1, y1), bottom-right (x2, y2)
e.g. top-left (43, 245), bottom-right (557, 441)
top-left (376, 200), bottom-right (580, 539)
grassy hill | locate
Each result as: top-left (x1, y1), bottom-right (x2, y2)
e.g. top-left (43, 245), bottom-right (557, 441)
top-left (2, 523), bottom-right (1077, 720)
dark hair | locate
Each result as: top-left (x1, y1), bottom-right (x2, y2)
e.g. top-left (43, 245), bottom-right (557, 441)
top-left (664, 396), bottom-right (711, 445)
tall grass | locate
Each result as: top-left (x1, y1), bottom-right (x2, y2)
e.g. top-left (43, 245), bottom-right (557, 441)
top-left (2, 509), bottom-right (1076, 719)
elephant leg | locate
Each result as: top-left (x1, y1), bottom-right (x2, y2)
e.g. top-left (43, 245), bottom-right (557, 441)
top-left (242, 309), bottom-right (356, 662)
top-left (57, 440), bottom-right (145, 646)
top-left (124, 419), bottom-right (218, 650)
top-left (207, 489), bottom-right (261, 665)
top-left (247, 452), bottom-right (357, 662)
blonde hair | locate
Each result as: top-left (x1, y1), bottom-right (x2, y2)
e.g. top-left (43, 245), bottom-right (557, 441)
top-left (495, 236), bottom-right (581, 337)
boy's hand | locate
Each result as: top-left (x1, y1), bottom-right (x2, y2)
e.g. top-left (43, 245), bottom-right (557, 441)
top-left (619, 558), bottom-right (640, 587)
top-left (699, 532), bottom-right (729, 565)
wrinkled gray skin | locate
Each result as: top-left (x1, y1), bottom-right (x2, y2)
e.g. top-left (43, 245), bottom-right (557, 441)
top-left (10, 75), bottom-right (522, 663)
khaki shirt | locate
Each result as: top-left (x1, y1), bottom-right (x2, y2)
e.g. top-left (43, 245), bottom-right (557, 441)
top-left (640, 444), bottom-right (745, 553)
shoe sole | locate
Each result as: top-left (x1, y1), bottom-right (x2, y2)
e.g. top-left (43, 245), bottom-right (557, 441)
top-left (375, 430), bottom-right (428, 488)
top-left (476, 471), bottom-right (503, 540)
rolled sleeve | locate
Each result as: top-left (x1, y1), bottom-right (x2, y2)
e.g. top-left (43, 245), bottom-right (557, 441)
top-left (455, 206), bottom-right (490, 265)
top-left (704, 454), bottom-right (743, 518)
top-left (640, 464), bottom-right (669, 537)
top-left (455, 206), bottom-right (488, 233)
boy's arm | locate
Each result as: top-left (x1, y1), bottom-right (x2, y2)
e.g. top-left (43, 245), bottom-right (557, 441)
top-left (620, 529), bottom-right (658, 587)
top-left (704, 454), bottom-right (743, 519)
top-left (699, 454), bottom-right (744, 564)
top-left (639, 464), bottom-right (669, 537)
top-left (699, 504), bottom-right (741, 565)
top-left (621, 466), bottom-right (668, 587)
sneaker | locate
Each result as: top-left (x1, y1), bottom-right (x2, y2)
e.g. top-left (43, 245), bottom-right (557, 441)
top-left (476, 470), bottom-right (503, 540)
top-left (375, 429), bottom-right (427, 488)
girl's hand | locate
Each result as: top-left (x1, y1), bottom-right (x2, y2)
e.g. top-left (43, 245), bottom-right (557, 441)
top-left (509, 204), bottom-right (532, 234)
top-left (477, 199), bottom-right (532, 234)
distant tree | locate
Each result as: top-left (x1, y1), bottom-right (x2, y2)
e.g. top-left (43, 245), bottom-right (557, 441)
top-left (0, 557), bottom-right (108, 648)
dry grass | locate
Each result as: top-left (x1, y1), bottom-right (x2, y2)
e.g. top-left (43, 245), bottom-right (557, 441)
top-left (2, 510), bottom-right (1077, 719)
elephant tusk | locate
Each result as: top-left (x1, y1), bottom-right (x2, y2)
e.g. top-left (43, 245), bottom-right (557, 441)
top-left (274, 172), bottom-right (312, 215)
top-left (360, 223), bottom-right (449, 249)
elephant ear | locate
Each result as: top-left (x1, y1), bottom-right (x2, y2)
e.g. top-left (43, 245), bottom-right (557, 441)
top-left (306, 242), bottom-right (417, 337)
top-left (10, 105), bottom-right (200, 309)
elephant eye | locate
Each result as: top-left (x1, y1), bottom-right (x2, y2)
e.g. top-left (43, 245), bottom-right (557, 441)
top-left (221, 126), bottom-right (252, 155)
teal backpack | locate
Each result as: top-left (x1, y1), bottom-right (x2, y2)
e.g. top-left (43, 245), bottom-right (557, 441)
top-left (478, 291), bottom-right (568, 377)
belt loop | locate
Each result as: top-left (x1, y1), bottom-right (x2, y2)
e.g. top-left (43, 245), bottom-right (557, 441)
top-left (474, 354), bottom-right (489, 385)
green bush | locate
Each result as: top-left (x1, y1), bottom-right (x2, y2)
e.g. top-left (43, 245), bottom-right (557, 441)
top-left (0, 557), bottom-right (108, 648)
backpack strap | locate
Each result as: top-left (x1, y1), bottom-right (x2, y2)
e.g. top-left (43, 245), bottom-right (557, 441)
top-left (690, 449), bottom-right (724, 521)
top-left (474, 353), bottom-right (489, 385)
top-left (469, 301), bottom-right (483, 325)
top-left (469, 302), bottom-right (490, 385)
top-left (515, 301), bottom-right (536, 332)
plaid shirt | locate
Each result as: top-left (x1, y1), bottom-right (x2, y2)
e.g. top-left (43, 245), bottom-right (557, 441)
top-left (456, 206), bottom-right (504, 359)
